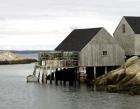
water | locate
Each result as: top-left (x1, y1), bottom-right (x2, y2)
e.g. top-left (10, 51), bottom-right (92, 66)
top-left (0, 64), bottom-right (140, 109)
top-left (16, 53), bottom-right (38, 59)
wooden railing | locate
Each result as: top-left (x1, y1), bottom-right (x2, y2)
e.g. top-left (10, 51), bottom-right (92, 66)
top-left (38, 51), bottom-right (79, 68)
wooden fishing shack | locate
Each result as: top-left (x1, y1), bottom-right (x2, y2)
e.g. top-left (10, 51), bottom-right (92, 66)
top-left (31, 27), bottom-right (125, 84)
top-left (55, 27), bottom-right (125, 81)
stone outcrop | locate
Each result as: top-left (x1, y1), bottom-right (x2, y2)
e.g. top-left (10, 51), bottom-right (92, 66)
top-left (94, 56), bottom-right (140, 95)
top-left (0, 51), bottom-right (37, 65)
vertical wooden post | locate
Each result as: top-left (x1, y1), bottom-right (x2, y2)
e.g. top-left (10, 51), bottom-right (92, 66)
top-left (50, 73), bottom-right (52, 84)
top-left (74, 68), bottom-right (79, 87)
top-left (105, 67), bottom-right (107, 75)
top-left (60, 78), bottom-right (62, 85)
top-left (94, 66), bottom-right (96, 80)
top-left (42, 66), bottom-right (47, 84)
top-left (60, 69), bottom-right (62, 85)
top-left (55, 69), bottom-right (58, 85)
top-left (63, 68), bottom-right (66, 86)
top-left (63, 81), bottom-right (66, 86)
top-left (38, 52), bottom-right (40, 65)
top-left (77, 67), bottom-right (80, 86)
top-left (94, 66), bottom-right (97, 91)
top-left (45, 61), bottom-right (47, 84)
top-left (42, 60), bottom-right (43, 66)
top-left (42, 72), bottom-right (44, 83)
top-left (68, 69), bottom-right (71, 86)
top-left (45, 73), bottom-right (47, 84)
top-left (33, 64), bottom-right (36, 76)
top-left (38, 68), bottom-right (40, 83)
top-left (69, 68), bottom-right (74, 86)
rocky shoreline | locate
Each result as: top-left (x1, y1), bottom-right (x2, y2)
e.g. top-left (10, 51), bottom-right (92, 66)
top-left (0, 51), bottom-right (37, 65)
top-left (0, 58), bottom-right (37, 65)
top-left (93, 56), bottom-right (140, 95)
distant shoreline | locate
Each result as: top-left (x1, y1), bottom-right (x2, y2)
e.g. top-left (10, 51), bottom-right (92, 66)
top-left (0, 51), bottom-right (38, 65)
top-left (0, 58), bottom-right (37, 65)
top-left (0, 50), bottom-right (46, 54)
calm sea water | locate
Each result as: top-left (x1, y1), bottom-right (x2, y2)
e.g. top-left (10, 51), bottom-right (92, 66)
top-left (0, 54), bottom-right (140, 109)
top-left (17, 53), bottom-right (38, 59)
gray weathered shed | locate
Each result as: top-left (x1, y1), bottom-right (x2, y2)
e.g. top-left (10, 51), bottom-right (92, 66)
top-left (114, 16), bottom-right (140, 56)
top-left (56, 27), bottom-right (125, 67)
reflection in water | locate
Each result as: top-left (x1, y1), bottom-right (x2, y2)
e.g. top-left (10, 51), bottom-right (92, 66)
top-left (0, 64), bottom-right (140, 109)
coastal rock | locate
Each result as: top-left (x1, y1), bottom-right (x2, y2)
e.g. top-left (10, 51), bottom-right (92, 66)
top-left (0, 51), bottom-right (21, 61)
top-left (95, 56), bottom-right (140, 94)
top-left (107, 85), bottom-right (118, 93)
top-left (0, 51), bottom-right (37, 65)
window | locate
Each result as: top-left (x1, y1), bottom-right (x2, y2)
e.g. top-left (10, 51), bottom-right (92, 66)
top-left (103, 51), bottom-right (107, 56)
top-left (122, 24), bottom-right (125, 33)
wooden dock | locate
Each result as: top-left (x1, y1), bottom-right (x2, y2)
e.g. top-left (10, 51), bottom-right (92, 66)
top-left (29, 51), bottom-right (118, 86)
top-left (29, 51), bottom-right (81, 86)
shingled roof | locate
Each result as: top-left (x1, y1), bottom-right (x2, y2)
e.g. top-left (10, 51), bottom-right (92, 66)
top-left (55, 28), bottom-right (102, 51)
top-left (125, 16), bottom-right (140, 34)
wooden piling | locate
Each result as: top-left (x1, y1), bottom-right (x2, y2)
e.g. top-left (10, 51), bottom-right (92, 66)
top-left (72, 68), bottom-right (77, 86)
top-left (78, 68), bottom-right (80, 85)
top-left (60, 69), bottom-right (62, 85)
top-left (45, 74), bottom-right (47, 84)
top-left (42, 73), bottom-right (44, 83)
top-left (33, 65), bottom-right (36, 76)
top-left (42, 66), bottom-right (47, 84)
top-left (38, 70), bottom-right (40, 83)
top-left (63, 68), bottom-right (66, 86)
top-left (105, 67), bottom-right (107, 75)
top-left (55, 69), bottom-right (58, 85)
top-left (94, 66), bottom-right (96, 80)
top-left (50, 72), bottom-right (52, 84)
top-left (68, 69), bottom-right (72, 86)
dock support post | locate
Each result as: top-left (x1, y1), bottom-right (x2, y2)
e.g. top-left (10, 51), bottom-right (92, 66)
top-left (50, 69), bottom-right (53, 84)
top-left (94, 66), bottom-right (97, 91)
top-left (60, 69), bottom-right (62, 85)
top-left (38, 69), bottom-right (40, 83)
top-left (63, 80), bottom-right (66, 86)
top-left (42, 73), bottom-right (44, 83)
top-left (42, 66), bottom-right (47, 84)
top-left (55, 69), bottom-right (58, 85)
top-left (94, 66), bottom-right (96, 80)
top-left (50, 73), bottom-right (52, 84)
top-left (63, 69), bottom-right (66, 86)
top-left (73, 68), bottom-right (77, 87)
top-left (105, 67), bottom-right (107, 75)
top-left (45, 61), bottom-right (47, 84)
top-left (60, 78), bottom-right (62, 85)
top-left (78, 68), bottom-right (80, 86)
top-left (69, 69), bottom-right (73, 86)
top-left (45, 74), bottom-right (47, 84)
top-left (33, 64), bottom-right (37, 76)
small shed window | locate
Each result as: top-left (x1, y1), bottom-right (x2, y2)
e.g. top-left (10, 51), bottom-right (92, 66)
top-left (103, 51), bottom-right (107, 56)
top-left (122, 24), bottom-right (125, 33)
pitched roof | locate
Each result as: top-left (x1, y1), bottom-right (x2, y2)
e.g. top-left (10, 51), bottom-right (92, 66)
top-left (55, 28), bottom-right (102, 51)
top-left (124, 16), bottom-right (140, 34)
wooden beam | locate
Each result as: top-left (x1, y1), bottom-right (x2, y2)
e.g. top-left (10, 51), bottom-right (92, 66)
top-left (105, 67), bottom-right (107, 75)
top-left (94, 66), bottom-right (96, 80)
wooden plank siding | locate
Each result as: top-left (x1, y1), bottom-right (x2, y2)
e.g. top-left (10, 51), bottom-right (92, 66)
top-left (79, 28), bottom-right (125, 67)
top-left (114, 17), bottom-right (135, 56)
top-left (134, 34), bottom-right (140, 55)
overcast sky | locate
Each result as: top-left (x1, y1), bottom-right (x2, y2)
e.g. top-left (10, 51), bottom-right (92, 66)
top-left (0, 0), bottom-right (139, 50)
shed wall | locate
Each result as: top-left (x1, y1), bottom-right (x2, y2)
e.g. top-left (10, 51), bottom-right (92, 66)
top-left (135, 34), bottom-right (140, 55)
top-left (80, 28), bottom-right (125, 67)
top-left (114, 17), bottom-right (135, 56)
